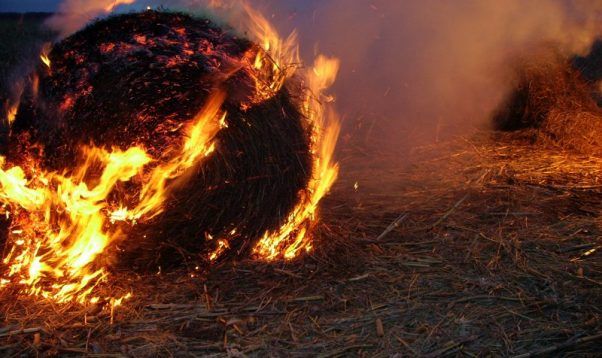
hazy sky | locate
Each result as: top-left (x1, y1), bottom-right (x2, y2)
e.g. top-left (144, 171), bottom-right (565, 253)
top-left (0, 0), bottom-right (62, 12)
top-left (0, 0), bottom-right (315, 13)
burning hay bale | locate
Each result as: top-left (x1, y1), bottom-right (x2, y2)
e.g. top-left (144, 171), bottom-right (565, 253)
top-left (0, 7), bottom-right (338, 289)
top-left (493, 44), bottom-right (602, 155)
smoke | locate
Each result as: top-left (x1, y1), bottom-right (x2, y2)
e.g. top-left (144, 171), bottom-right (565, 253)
top-left (46, 0), bottom-right (136, 36)
top-left (46, 0), bottom-right (602, 148)
top-left (272, 0), bottom-right (602, 147)
top-left (241, 0), bottom-right (602, 147)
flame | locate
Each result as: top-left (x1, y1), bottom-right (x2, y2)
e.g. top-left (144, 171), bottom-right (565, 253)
top-left (120, 91), bottom-right (224, 222)
top-left (253, 56), bottom-right (340, 260)
top-left (5, 101), bottom-right (19, 125)
top-left (208, 239), bottom-right (230, 261)
top-left (0, 91), bottom-right (225, 303)
top-left (210, 1), bottom-right (299, 103)
top-left (5, 82), bottom-right (23, 126)
top-left (224, 3), bottom-right (341, 260)
top-left (40, 43), bottom-right (53, 71)
top-left (40, 54), bottom-right (51, 69)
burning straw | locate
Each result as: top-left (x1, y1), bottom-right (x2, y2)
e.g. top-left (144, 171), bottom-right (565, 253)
top-left (0, 8), bottom-right (340, 303)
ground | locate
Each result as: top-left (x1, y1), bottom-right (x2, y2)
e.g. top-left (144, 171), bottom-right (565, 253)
top-left (0, 13), bottom-right (601, 358)
top-left (0, 133), bottom-right (600, 357)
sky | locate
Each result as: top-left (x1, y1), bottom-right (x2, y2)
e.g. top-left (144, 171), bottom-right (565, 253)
top-left (0, 0), bottom-right (313, 13)
top-left (0, 0), bottom-right (61, 12)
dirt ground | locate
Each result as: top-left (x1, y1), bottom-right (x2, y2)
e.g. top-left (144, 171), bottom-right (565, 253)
top-left (0, 131), bottom-right (600, 357)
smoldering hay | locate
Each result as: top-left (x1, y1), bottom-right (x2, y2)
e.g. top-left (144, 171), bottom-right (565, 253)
top-left (493, 41), bottom-right (602, 154)
top-left (0, 9), bottom-right (340, 303)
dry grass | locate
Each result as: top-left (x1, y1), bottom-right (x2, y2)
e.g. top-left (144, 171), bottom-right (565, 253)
top-left (0, 131), bottom-right (601, 356)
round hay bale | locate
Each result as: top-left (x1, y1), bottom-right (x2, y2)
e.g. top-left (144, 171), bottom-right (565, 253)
top-left (493, 44), bottom-right (602, 155)
top-left (10, 11), bottom-right (312, 269)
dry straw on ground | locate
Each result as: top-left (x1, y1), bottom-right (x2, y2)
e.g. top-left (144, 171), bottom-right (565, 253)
top-left (0, 132), bottom-right (599, 356)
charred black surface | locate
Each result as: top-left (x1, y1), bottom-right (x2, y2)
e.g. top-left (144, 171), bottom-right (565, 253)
top-left (11, 11), bottom-right (312, 269)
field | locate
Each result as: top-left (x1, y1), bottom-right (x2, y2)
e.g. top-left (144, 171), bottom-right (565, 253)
top-left (0, 14), bottom-right (600, 357)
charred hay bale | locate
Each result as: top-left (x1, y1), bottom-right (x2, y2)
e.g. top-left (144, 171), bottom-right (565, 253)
top-left (493, 45), bottom-right (602, 155)
top-left (10, 11), bottom-right (312, 269)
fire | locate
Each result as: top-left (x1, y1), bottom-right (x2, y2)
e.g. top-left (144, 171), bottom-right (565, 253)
top-left (221, 3), bottom-right (340, 260)
top-left (253, 56), bottom-right (340, 260)
top-left (0, 1), bottom-right (340, 303)
top-left (40, 54), bottom-right (51, 69)
top-left (4, 82), bottom-right (23, 126)
top-left (0, 92), bottom-right (225, 303)
top-left (5, 101), bottom-right (19, 125)
top-left (115, 91), bottom-right (224, 222)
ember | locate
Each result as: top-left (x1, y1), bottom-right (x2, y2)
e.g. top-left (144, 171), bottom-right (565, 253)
top-left (0, 9), bottom-right (340, 302)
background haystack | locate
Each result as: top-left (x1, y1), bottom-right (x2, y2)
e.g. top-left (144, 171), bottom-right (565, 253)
top-left (493, 43), bottom-right (602, 155)
top-left (9, 11), bottom-right (312, 269)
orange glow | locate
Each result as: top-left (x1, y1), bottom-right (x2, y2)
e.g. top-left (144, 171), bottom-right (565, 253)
top-left (253, 56), bottom-right (340, 260)
top-left (40, 55), bottom-right (50, 69)
top-left (6, 101), bottom-right (19, 125)
top-left (0, 92), bottom-right (225, 303)
top-left (228, 3), bottom-right (341, 260)
top-left (0, 1), bottom-right (340, 304)
top-left (103, 0), bottom-right (136, 13)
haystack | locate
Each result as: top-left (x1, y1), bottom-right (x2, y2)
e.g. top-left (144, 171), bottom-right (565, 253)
top-left (10, 11), bottom-right (312, 269)
top-left (493, 44), bottom-right (602, 155)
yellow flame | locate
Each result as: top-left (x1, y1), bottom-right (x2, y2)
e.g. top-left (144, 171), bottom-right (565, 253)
top-left (236, 3), bottom-right (341, 260)
top-left (0, 91), bottom-right (225, 303)
top-left (40, 54), bottom-right (51, 69)
top-left (208, 239), bottom-right (230, 261)
top-left (126, 91), bottom-right (225, 221)
top-left (252, 57), bottom-right (341, 260)
top-left (210, 0), bottom-right (300, 103)
top-left (40, 43), bottom-right (53, 70)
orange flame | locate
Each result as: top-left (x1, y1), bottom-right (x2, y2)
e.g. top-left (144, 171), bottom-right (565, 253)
top-left (5, 101), bottom-right (19, 126)
top-left (5, 82), bottom-right (23, 126)
top-left (215, 1), bottom-right (341, 260)
top-left (253, 56), bottom-right (340, 260)
top-left (0, 91), bottom-right (225, 303)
